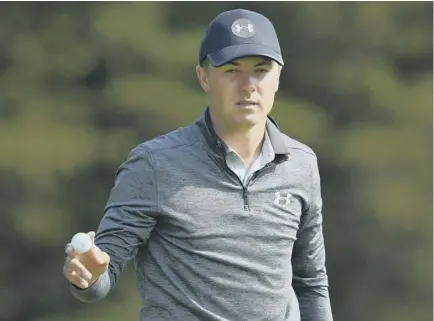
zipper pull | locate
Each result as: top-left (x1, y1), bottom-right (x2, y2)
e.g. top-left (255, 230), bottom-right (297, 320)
top-left (243, 188), bottom-right (250, 211)
top-left (216, 140), bottom-right (226, 156)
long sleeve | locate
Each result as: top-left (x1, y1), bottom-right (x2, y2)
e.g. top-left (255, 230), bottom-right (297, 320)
top-left (291, 155), bottom-right (333, 321)
top-left (70, 144), bottom-right (159, 302)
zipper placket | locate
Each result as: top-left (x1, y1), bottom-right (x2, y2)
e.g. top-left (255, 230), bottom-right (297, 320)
top-left (242, 164), bottom-right (272, 211)
top-left (215, 141), bottom-right (271, 211)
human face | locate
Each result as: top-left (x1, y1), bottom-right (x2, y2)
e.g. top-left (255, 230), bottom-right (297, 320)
top-left (196, 56), bottom-right (281, 130)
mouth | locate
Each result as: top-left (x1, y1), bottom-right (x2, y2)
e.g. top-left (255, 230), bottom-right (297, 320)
top-left (236, 101), bottom-right (258, 107)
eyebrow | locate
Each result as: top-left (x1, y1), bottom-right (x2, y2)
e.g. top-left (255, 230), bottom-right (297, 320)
top-left (228, 59), bottom-right (273, 67)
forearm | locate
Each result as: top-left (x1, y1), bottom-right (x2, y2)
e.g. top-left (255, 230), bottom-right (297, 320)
top-left (295, 284), bottom-right (333, 321)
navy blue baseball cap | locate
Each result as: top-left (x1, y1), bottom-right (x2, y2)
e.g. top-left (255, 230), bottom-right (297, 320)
top-left (199, 9), bottom-right (284, 67)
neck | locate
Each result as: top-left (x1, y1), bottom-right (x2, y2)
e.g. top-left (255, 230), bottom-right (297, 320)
top-left (210, 112), bottom-right (266, 167)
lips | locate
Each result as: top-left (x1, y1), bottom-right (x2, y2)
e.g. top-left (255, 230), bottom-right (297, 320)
top-left (236, 101), bottom-right (257, 106)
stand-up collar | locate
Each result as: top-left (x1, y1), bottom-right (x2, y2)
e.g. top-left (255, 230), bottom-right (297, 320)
top-left (195, 107), bottom-right (290, 160)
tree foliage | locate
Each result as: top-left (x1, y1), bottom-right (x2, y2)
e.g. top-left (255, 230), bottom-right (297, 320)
top-left (0, 2), bottom-right (431, 321)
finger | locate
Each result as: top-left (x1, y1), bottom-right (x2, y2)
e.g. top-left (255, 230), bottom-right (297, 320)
top-left (63, 258), bottom-right (72, 277)
top-left (64, 243), bottom-right (77, 257)
top-left (88, 231), bottom-right (96, 243)
top-left (68, 258), bottom-right (93, 281)
top-left (63, 257), bottom-right (92, 283)
top-left (69, 271), bottom-right (89, 289)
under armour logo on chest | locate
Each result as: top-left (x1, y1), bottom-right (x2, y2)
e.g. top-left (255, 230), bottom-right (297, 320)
top-left (274, 192), bottom-right (292, 205)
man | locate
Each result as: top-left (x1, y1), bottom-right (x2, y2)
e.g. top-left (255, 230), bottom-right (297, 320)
top-left (63, 8), bottom-right (333, 321)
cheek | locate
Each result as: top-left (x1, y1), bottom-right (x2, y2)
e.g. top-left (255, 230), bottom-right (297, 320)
top-left (211, 79), bottom-right (233, 102)
top-left (259, 78), bottom-right (279, 98)
top-left (269, 75), bottom-right (280, 92)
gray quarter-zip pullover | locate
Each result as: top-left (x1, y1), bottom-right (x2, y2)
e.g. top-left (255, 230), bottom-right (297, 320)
top-left (70, 108), bottom-right (333, 321)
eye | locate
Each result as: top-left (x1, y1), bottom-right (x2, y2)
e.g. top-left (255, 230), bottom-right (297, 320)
top-left (225, 69), bottom-right (238, 73)
top-left (256, 68), bottom-right (269, 73)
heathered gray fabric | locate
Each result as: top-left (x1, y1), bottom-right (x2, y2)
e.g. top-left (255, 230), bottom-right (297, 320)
top-left (70, 108), bottom-right (333, 321)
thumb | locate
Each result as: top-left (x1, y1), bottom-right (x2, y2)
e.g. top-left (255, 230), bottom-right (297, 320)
top-left (87, 231), bottom-right (96, 243)
top-left (85, 231), bottom-right (99, 260)
top-left (85, 232), bottom-right (109, 265)
top-left (89, 245), bottom-right (110, 265)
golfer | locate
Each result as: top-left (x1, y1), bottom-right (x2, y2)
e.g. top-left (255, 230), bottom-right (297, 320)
top-left (63, 8), bottom-right (333, 321)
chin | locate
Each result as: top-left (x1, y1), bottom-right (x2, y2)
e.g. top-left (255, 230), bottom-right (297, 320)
top-left (232, 113), bottom-right (265, 127)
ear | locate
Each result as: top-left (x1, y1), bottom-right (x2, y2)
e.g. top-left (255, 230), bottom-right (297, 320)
top-left (275, 66), bottom-right (282, 92)
top-left (274, 74), bottom-right (280, 93)
top-left (196, 65), bottom-right (210, 92)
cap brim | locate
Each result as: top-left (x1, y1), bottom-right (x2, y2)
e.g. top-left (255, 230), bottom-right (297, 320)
top-left (207, 44), bottom-right (284, 67)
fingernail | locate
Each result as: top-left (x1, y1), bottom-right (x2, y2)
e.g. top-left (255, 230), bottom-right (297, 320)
top-left (65, 244), bottom-right (72, 255)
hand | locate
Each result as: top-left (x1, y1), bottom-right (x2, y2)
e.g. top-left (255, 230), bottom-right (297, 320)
top-left (63, 231), bottom-right (110, 289)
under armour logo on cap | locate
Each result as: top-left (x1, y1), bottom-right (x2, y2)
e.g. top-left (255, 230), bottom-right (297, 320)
top-left (231, 18), bottom-right (255, 38)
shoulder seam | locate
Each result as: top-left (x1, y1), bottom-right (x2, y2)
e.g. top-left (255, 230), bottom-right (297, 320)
top-left (287, 146), bottom-right (317, 157)
top-left (143, 128), bottom-right (202, 155)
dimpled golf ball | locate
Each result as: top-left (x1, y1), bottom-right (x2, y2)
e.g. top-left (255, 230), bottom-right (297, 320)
top-left (71, 232), bottom-right (92, 254)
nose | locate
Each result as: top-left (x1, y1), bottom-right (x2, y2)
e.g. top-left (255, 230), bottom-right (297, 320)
top-left (239, 73), bottom-right (257, 94)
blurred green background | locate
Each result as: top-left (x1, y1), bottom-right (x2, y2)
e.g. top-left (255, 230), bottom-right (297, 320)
top-left (0, 2), bottom-right (432, 321)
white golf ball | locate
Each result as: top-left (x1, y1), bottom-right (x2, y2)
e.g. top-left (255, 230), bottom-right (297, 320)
top-left (71, 232), bottom-right (92, 254)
